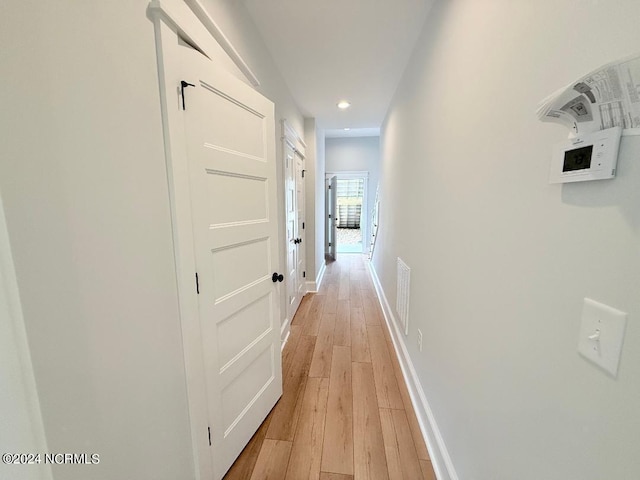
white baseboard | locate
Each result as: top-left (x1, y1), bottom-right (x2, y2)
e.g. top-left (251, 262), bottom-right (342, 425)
top-left (280, 317), bottom-right (291, 351)
top-left (367, 262), bottom-right (459, 480)
top-left (306, 261), bottom-right (327, 293)
top-left (317, 260), bottom-right (326, 290)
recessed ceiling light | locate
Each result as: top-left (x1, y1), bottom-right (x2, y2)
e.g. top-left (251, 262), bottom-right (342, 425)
top-left (337, 100), bottom-right (351, 110)
top-left (344, 128), bottom-right (351, 131)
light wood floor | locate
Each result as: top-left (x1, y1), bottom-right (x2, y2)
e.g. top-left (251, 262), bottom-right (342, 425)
top-left (224, 254), bottom-right (436, 480)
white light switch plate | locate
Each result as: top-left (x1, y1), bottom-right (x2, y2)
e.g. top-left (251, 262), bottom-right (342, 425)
top-left (578, 298), bottom-right (627, 377)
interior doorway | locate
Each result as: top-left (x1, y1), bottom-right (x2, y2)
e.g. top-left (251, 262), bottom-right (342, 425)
top-left (326, 172), bottom-right (368, 255)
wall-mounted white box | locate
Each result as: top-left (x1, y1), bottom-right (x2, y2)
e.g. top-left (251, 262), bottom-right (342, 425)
top-left (550, 126), bottom-right (622, 184)
top-left (578, 298), bottom-right (628, 377)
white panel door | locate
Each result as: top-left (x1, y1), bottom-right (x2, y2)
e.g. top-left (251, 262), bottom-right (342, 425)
top-left (294, 153), bottom-right (305, 297)
top-left (285, 141), bottom-right (305, 322)
top-left (182, 51), bottom-right (282, 479)
top-left (285, 143), bottom-right (299, 321)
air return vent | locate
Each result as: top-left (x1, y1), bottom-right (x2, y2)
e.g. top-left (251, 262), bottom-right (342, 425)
top-left (396, 257), bottom-right (410, 335)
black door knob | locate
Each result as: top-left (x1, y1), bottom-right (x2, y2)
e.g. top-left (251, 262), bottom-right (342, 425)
top-left (272, 272), bottom-right (284, 283)
top-left (298, 237), bottom-right (303, 244)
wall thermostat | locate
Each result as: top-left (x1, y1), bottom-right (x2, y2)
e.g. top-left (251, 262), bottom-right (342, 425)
top-left (549, 126), bottom-right (622, 184)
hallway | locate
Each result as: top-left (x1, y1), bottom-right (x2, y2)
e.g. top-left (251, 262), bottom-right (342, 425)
top-left (224, 255), bottom-right (436, 480)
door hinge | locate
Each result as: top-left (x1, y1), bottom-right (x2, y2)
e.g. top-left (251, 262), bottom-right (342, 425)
top-left (302, 222), bottom-right (305, 229)
top-left (302, 169), bottom-right (306, 178)
top-left (303, 271), bottom-right (306, 278)
top-left (208, 426), bottom-right (211, 446)
top-left (329, 242), bottom-right (332, 247)
top-left (181, 80), bottom-right (195, 110)
top-left (328, 185), bottom-right (331, 189)
top-left (195, 272), bottom-right (200, 294)
top-left (328, 214), bottom-right (332, 218)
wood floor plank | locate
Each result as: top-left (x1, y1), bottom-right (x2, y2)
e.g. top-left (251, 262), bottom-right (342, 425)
top-left (318, 274), bottom-right (334, 294)
top-left (325, 259), bottom-right (339, 277)
top-left (249, 439), bottom-right (292, 480)
top-left (358, 271), bottom-right (375, 294)
top-left (379, 408), bottom-right (403, 480)
top-left (363, 296), bottom-right (383, 326)
top-left (367, 325), bottom-right (404, 409)
top-left (408, 410), bottom-right (430, 461)
top-left (285, 377), bottom-right (330, 480)
top-left (282, 324), bottom-right (303, 378)
top-left (303, 295), bottom-right (325, 336)
top-left (323, 269), bottom-right (339, 285)
top-left (320, 473), bottom-right (354, 480)
top-left (324, 283), bottom-right (339, 314)
top-left (328, 273), bottom-right (340, 284)
top-left (391, 409), bottom-right (424, 480)
top-left (223, 413), bottom-right (272, 480)
top-left (420, 460), bottom-right (437, 480)
top-left (381, 316), bottom-right (395, 350)
top-left (397, 378), bottom-right (430, 461)
top-left (309, 313), bottom-right (336, 378)
top-left (338, 274), bottom-right (351, 300)
top-left (350, 306), bottom-right (371, 363)
top-left (321, 346), bottom-right (353, 475)
top-left (349, 272), bottom-right (362, 291)
top-left (267, 335), bottom-right (317, 441)
top-left (349, 286), bottom-right (364, 310)
top-left (352, 362), bottom-right (389, 480)
top-left (333, 300), bottom-right (351, 347)
top-left (293, 294), bottom-right (313, 325)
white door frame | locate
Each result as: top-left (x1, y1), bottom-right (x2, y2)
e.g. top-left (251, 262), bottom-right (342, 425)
top-left (325, 171), bottom-right (369, 255)
top-left (282, 120), bottom-right (306, 340)
top-left (149, 2), bottom-right (261, 478)
top-left (325, 175), bottom-right (337, 261)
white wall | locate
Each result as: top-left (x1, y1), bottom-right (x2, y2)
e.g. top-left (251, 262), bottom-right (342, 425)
top-left (325, 136), bottom-right (381, 243)
top-left (374, 1), bottom-right (640, 479)
top-left (0, 1), bottom-right (304, 479)
top-left (1, 2), bottom-right (193, 479)
top-left (303, 119), bottom-right (326, 286)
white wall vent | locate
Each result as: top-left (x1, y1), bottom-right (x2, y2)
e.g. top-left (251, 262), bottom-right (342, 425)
top-left (396, 257), bottom-right (410, 335)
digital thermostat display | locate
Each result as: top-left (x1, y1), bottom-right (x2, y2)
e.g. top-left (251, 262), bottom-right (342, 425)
top-left (563, 145), bottom-right (593, 172)
top-left (550, 126), bottom-right (622, 184)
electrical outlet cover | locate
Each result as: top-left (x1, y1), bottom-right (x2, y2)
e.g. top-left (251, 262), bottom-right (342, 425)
top-left (578, 298), bottom-right (628, 377)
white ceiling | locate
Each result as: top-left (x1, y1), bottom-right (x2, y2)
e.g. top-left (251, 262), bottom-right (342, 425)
top-left (243, 0), bottom-right (434, 133)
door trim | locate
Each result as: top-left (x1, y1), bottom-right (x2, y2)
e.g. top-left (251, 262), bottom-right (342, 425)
top-left (281, 120), bottom-right (306, 344)
top-left (325, 171), bottom-right (369, 255)
top-left (149, 5), bottom-right (228, 479)
top-left (149, 0), bottom-right (258, 86)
